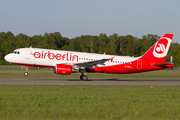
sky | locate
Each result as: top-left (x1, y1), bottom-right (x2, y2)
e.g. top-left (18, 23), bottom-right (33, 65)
top-left (0, 0), bottom-right (180, 43)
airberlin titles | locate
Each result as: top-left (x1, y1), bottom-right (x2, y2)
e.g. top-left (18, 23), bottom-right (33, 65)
top-left (32, 51), bottom-right (79, 61)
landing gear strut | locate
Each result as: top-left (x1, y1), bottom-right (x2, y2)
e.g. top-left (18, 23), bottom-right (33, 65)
top-left (24, 66), bottom-right (29, 76)
top-left (80, 69), bottom-right (88, 81)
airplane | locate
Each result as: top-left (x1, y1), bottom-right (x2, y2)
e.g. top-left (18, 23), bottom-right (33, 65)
top-left (4, 33), bottom-right (174, 81)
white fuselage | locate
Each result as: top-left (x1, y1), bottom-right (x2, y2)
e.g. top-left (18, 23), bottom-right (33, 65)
top-left (5, 48), bottom-right (138, 68)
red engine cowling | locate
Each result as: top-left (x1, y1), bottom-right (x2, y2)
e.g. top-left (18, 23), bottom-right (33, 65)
top-left (54, 64), bottom-right (72, 75)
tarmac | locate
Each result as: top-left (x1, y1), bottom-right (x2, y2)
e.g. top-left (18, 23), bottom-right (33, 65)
top-left (0, 78), bottom-right (179, 85)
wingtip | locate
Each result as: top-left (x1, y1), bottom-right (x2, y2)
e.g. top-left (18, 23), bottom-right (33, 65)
top-left (109, 57), bottom-right (115, 62)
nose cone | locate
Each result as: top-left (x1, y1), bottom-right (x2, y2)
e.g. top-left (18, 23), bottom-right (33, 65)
top-left (4, 54), bottom-right (11, 62)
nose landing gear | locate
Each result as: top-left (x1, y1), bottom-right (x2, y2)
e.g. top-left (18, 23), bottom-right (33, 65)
top-left (24, 66), bottom-right (29, 76)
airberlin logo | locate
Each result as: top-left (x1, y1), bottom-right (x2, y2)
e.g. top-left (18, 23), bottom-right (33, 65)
top-left (33, 51), bottom-right (79, 61)
top-left (155, 43), bottom-right (166, 54)
top-left (153, 37), bottom-right (171, 58)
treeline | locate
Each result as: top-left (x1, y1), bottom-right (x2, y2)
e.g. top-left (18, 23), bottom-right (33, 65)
top-left (0, 31), bottom-right (180, 66)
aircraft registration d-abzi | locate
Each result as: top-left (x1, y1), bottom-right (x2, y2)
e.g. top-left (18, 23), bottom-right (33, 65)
top-left (5, 34), bottom-right (174, 80)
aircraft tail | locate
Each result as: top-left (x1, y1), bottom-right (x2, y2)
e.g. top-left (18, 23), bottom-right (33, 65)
top-left (140, 33), bottom-right (173, 62)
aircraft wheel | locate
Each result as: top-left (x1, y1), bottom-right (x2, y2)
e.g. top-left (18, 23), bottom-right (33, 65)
top-left (80, 75), bottom-right (83, 80)
top-left (81, 75), bottom-right (88, 81)
top-left (24, 72), bottom-right (28, 76)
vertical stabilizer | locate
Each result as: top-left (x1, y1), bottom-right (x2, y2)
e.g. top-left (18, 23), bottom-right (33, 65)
top-left (140, 34), bottom-right (173, 61)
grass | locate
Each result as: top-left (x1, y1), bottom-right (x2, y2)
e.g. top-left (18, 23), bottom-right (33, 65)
top-left (0, 69), bottom-right (180, 79)
top-left (0, 85), bottom-right (180, 120)
top-left (0, 69), bottom-right (180, 119)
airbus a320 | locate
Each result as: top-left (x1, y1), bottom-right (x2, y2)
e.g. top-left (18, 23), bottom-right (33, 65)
top-left (4, 33), bottom-right (174, 80)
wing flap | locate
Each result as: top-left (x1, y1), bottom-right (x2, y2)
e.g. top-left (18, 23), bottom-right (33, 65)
top-left (74, 58), bottom-right (110, 68)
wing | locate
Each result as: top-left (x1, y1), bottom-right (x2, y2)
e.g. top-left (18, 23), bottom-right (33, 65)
top-left (74, 58), bottom-right (112, 69)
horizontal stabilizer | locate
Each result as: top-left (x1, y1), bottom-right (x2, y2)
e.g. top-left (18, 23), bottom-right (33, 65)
top-left (153, 63), bottom-right (174, 67)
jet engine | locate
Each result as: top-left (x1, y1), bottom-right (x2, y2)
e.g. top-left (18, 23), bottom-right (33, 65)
top-left (54, 64), bottom-right (79, 75)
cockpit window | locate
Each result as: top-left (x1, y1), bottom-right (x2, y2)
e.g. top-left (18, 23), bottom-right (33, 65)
top-left (12, 51), bottom-right (20, 54)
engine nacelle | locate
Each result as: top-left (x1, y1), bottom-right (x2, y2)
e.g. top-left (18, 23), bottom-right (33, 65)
top-left (54, 64), bottom-right (79, 75)
top-left (54, 64), bottom-right (72, 75)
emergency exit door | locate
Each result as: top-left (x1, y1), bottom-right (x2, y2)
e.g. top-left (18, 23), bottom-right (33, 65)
top-left (137, 59), bottom-right (142, 69)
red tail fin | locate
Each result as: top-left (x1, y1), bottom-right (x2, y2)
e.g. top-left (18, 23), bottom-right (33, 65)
top-left (140, 33), bottom-right (173, 61)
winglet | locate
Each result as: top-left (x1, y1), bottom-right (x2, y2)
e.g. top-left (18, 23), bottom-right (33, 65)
top-left (109, 57), bottom-right (114, 62)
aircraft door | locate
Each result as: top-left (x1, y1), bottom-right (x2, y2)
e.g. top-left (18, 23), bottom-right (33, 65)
top-left (137, 59), bottom-right (142, 69)
top-left (25, 50), bottom-right (31, 59)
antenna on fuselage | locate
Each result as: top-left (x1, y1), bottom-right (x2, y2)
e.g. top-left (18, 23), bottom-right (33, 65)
top-left (103, 52), bottom-right (106, 55)
top-left (30, 46), bottom-right (32, 48)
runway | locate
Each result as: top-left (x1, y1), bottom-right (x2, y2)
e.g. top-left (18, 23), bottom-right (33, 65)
top-left (0, 78), bottom-right (180, 85)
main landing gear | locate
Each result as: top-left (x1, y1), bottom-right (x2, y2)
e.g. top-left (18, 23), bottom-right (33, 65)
top-left (80, 74), bottom-right (88, 81)
top-left (23, 66), bottom-right (89, 80)
top-left (24, 66), bottom-right (29, 76)
top-left (80, 69), bottom-right (88, 81)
